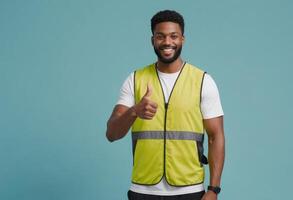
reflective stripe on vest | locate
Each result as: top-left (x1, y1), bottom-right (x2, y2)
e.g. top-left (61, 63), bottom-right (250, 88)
top-left (132, 131), bottom-right (203, 141)
top-left (131, 62), bottom-right (206, 186)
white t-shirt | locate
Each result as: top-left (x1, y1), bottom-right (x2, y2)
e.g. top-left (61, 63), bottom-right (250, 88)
top-left (116, 66), bottom-right (224, 196)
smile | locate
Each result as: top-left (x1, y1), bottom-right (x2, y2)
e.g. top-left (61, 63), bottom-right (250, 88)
top-left (162, 48), bottom-right (174, 53)
top-left (160, 46), bottom-right (176, 54)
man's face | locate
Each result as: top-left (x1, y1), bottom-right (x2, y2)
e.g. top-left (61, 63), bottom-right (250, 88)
top-left (152, 22), bottom-right (185, 64)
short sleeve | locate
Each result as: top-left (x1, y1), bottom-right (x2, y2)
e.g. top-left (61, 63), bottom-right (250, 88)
top-left (200, 74), bottom-right (224, 119)
top-left (116, 72), bottom-right (135, 108)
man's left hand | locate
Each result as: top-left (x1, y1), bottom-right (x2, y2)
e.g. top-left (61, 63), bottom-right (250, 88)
top-left (201, 190), bottom-right (217, 200)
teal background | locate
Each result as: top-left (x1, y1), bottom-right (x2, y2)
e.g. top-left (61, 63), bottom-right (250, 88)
top-left (1, 0), bottom-right (292, 199)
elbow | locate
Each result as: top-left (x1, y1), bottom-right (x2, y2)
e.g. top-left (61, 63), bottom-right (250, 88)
top-left (208, 131), bottom-right (225, 145)
top-left (106, 132), bottom-right (115, 142)
top-left (106, 120), bottom-right (115, 142)
top-left (208, 133), bottom-right (216, 144)
top-left (106, 128), bottom-right (126, 142)
top-left (106, 128), bottom-right (117, 142)
top-left (106, 126), bottom-right (115, 142)
top-left (106, 118), bottom-right (127, 142)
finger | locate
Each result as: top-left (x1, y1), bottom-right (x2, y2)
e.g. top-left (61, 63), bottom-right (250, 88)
top-left (143, 116), bottom-right (153, 120)
top-left (143, 82), bottom-right (152, 98)
top-left (148, 101), bottom-right (158, 109)
top-left (144, 111), bottom-right (155, 118)
top-left (145, 105), bottom-right (157, 114)
top-left (141, 114), bottom-right (153, 120)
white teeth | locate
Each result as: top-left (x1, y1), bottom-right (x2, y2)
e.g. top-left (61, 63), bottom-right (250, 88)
top-left (163, 49), bottom-right (173, 52)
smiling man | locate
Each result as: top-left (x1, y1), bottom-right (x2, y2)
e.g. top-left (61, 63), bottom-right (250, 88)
top-left (106, 10), bottom-right (225, 200)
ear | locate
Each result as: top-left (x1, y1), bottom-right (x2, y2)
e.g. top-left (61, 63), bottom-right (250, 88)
top-left (182, 35), bottom-right (185, 44)
top-left (151, 36), bottom-right (154, 46)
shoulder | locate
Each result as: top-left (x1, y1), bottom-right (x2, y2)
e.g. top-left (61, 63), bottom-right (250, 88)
top-left (202, 73), bottom-right (218, 90)
top-left (200, 73), bottom-right (224, 118)
top-left (134, 63), bottom-right (156, 75)
top-left (124, 63), bottom-right (154, 81)
top-left (185, 62), bottom-right (205, 74)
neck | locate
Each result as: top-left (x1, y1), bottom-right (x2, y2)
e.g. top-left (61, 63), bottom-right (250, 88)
top-left (156, 58), bottom-right (184, 73)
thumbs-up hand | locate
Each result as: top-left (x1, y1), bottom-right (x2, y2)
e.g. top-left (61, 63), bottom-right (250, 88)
top-left (133, 83), bottom-right (158, 120)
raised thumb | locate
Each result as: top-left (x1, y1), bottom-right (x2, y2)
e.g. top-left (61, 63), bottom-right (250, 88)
top-left (144, 83), bottom-right (152, 97)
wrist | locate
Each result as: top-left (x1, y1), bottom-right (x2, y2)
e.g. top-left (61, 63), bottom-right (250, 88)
top-left (207, 185), bottom-right (221, 195)
top-left (130, 106), bottom-right (138, 117)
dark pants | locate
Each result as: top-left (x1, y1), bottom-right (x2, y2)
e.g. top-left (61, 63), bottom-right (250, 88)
top-left (128, 190), bottom-right (205, 200)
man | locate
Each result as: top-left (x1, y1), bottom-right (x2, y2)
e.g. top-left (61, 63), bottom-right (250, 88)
top-left (106, 10), bottom-right (225, 200)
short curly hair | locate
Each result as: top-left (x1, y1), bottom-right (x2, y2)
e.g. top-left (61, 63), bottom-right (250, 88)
top-left (151, 10), bottom-right (185, 35)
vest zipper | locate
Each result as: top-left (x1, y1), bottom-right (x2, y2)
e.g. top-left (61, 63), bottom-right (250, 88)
top-left (155, 62), bottom-right (186, 182)
top-left (163, 102), bottom-right (168, 178)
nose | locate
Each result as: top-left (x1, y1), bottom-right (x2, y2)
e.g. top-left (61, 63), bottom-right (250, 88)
top-left (163, 36), bottom-right (172, 45)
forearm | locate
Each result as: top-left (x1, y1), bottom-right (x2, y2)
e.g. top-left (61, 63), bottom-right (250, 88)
top-left (208, 132), bottom-right (225, 186)
top-left (106, 106), bottom-right (137, 142)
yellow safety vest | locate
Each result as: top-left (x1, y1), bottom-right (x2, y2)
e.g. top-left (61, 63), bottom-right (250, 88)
top-left (131, 62), bottom-right (207, 186)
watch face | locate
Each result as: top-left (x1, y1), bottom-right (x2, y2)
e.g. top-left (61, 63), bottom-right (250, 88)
top-left (208, 186), bottom-right (221, 194)
top-left (214, 187), bottom-right (221, 194)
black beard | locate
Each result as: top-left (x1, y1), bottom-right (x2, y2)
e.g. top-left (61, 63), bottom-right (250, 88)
top-left (153, 45), bottom-right (182, 64)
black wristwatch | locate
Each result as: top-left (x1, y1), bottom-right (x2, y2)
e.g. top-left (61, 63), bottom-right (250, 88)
top-left (207, 185), bottom-right (221, 194)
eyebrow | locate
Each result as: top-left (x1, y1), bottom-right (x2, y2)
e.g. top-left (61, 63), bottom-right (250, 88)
top-left (155, 32), bottom-right (180, 35)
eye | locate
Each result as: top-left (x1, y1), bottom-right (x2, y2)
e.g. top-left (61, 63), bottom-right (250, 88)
top-left (155, 34), bottom-right (164, 40)
top-left (171, 34), bottom-right (178, 40)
